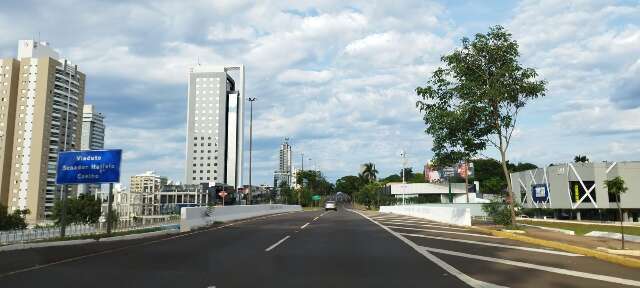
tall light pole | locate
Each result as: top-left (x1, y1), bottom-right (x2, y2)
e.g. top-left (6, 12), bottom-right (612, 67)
top-left (248, 97), bottom-right (256, 205)
top-left (400, 150), bottom-right (407, 205)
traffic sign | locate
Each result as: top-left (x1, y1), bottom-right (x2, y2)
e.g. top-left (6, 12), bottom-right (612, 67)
top-left (311, 195), bottom-right (321, 201)
top-left (56, 149), bottom-right (122, 184)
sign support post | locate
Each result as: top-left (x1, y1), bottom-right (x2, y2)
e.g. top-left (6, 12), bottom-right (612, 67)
top-left (60, 185), bottom-right (67, 237)
top-left (106, 183), bottom-right (114, 235)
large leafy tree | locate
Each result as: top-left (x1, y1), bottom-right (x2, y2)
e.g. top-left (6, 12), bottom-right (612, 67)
top-left (416, 26), bottom-right (546, 226)
top-left (335, 175), bottom-right (364, 196)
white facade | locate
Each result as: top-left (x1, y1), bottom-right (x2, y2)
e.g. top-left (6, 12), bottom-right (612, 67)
top-left (185, 65), bottom-right (244, 189)
top-left (79, 104), bottom-right (105, 195)
top-left (274, 139), bottom-right (292, 187)
top-left (80, 104), bottom-right (105, 150)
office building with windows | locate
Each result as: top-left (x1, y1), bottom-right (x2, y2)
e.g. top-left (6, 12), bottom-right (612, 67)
top-left (79, 104), bottom-right (105, 195)
top-left (511, 161), bottom-right (640, 222)
top-left (185, 65), bottom-right (244, 190)
top-left (0, 40), bottom-right (85, 223)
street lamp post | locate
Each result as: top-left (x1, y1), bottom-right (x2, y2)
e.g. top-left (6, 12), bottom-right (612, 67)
top-left (248, 97), bottom-right (256, 205)
top-left (400, 150), bottom-right (407, 205)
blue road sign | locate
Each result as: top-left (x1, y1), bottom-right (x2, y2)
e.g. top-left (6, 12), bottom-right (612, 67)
top-left (56, 149), bottom-right (122, 184)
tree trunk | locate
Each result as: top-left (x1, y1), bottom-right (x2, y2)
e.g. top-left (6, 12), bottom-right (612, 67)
top-left (617, 199), bottom-right (625, 250)
top-left (499, 148), bottom-right (517, 227)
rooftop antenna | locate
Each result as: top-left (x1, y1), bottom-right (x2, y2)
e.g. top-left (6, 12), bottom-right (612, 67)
top-left (197, 56), bottom-right (200, 66)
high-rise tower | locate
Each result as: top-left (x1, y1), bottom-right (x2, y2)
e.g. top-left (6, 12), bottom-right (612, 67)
top-left (185, 65), bottom-right (244, 190)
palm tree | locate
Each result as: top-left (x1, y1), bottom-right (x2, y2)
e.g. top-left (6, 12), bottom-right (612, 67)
top-left (604, 176), bottom-right (628, 249)
top-left (361, 162), bottom-right (378, 183)
top-left (574, 155), bottom-right (589, 163)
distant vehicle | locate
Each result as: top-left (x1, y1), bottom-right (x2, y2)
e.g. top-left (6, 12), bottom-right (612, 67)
top-left (519, 215), bottom-right (530, 219)
top-left (324, 200), bottom-right (337, 211)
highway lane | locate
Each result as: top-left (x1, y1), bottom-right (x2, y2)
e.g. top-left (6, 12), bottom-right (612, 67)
top-left (0, 208), bottom-right (469, 288)
top-left (365, 211), bottom-right (640, 288)
top-left (1, 207), bottom-right (639, 288)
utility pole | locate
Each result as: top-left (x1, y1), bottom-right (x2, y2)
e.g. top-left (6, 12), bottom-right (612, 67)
top-left (401, 150), bottom-right (407, 205)
top-left (106, 183), bottom-right (114, 235)
top-left (248, 97), bottom-right (256, 205)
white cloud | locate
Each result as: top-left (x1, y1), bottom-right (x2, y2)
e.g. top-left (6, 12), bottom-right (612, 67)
top-left (276, 69), bottom-right (333, 84)
top-left (208, 24), bottom-right (256, 42)
top-left (1, 0), bottom-right (637, 185)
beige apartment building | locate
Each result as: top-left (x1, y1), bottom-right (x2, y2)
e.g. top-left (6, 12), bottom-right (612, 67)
top-left (0, 40), bottom-right (85, 223)
top-left (130, 171), bottom-right (168, 215)
top-left (0, 58), bottom-right (20, 208)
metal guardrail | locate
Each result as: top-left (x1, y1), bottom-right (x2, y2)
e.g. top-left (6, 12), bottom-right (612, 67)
top-left (0, 218), bottom-right (179, 246)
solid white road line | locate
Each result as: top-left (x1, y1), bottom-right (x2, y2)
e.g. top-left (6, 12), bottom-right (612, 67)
top-left (423, 246), bottom-right (640, 287)
top-left (385, 226), bottom-right (501, 239)
top-left (265, 236), bottom-right (291, 252)
top-left (350, 209), bottom-right (506, 288)
top-left (379, 220), bottom-right (470, 231)
top-left (301, 223), bottom-right (310, 229)
top-left (399, 233), bottom-right (582, 257)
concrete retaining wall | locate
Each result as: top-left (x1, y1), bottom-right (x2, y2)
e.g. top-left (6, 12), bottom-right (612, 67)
top-left (379, 205), bottom-right (472, 226)
top-left (180, 204), bottom-right (302, 232)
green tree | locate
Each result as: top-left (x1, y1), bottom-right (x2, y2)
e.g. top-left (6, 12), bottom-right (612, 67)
top-left (335, 175), bottom-right (364, 196)
top-left (510, 162), bottom-right (538, 172)
top-left (0, 204), bottom-right (29, 231)
top-left (574, 155), bottom-right (589, 163)
top-left (356, 182), bottom-right (383, 209)
top-left (360, 162), bottom-right (379, 183)
top-left (52, 194), bottom-right (102, 225)
top-left (380, 174), bottom-right (402, 184)
top-left (604, 176), bottom-right (628, 249)
top-left (399, 168), bottom-right (414, 181)
top-left (416, 25), bottom-right (546, 226)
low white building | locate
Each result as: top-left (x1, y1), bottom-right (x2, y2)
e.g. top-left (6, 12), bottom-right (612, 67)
top-left (384, 182), bottom-right (487, 203)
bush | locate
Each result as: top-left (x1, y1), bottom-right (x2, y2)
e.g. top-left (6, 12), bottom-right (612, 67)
top-left (52, 194), bottom-right (102, 225)
top-left (482, 197), bottom-right (519, 226)
top-left (0, 204), bottom-right (29, 230)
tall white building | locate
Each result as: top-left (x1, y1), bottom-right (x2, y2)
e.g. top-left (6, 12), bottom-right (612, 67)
top-left (79, 104), bottom-right (105, 195)
top-left (185, 65), bottom-right (244, 190)
top-left (274, 139), bottom-right (292, 187)
top-left (80, 104), bottom-right (104, 150)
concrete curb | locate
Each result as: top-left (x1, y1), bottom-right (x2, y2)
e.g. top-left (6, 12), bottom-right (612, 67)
top-left (98, 229), bottom-right (179, 242)
top-left (472, 227), bottom-right (640, 269)
top-left (0, 239), bottom-right (96, 252)
top-left (586, 231), bottom-right (640, 243)
top-left (596, 247), bottom-right (640, 257)
top-left (519, 224), bottom-right (575, 235)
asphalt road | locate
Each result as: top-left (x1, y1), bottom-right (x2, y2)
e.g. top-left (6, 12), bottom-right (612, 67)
top-left (0, 206), bottom-right (639, 288)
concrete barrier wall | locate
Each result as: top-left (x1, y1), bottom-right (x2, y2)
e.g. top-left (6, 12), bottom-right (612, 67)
top-left (379, 205), bottom-right (472, 226)
top-left (180, 204), bottom-right (302, 232)
top-left (393, 203), bottom-right (487, 217)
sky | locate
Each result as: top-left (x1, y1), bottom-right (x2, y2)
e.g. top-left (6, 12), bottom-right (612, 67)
top-left (0, 0), bottom-right (638, 186)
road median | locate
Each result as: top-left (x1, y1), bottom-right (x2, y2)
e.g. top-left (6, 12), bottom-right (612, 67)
top-left (472, 226), bottom-right (640, 269)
